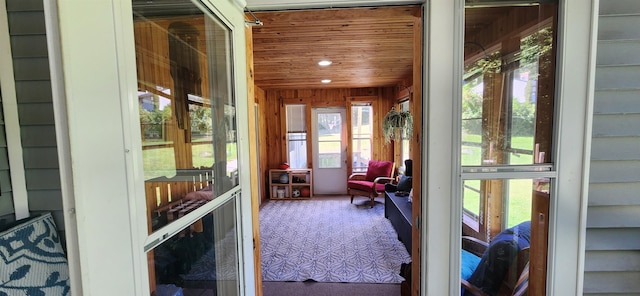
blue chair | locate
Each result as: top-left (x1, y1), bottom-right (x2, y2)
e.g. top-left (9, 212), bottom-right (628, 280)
top-left (461, 221), bottom-right (531, 296)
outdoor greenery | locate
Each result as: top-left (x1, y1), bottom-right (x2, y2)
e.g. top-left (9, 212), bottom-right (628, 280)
top-left (464, 178), bottom-right (533, 229)
top-left (140, 106), bottom-right (171, 139)
top-left (142, 143), bottom-right (238, 180)
top-left (462, 83), bottom-right (537, 137)
top-left (462, 79), bottom-right (484, 135)
top-left (460, 29), bottom-right (553, 228)
top-left (463, 132), bottom-right (535, 227)
top-left (190, 105), bottom-right (212, 134)
top-left (139, 102), bottom-right (215, 139)
top-left (142, 143), bottom-right (237, 180)
top-left (140, 98), bottom-right (238, 180)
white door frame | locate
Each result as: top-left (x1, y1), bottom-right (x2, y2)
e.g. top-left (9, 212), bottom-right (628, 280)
top-left (312, 107), bottom-right (348, 195)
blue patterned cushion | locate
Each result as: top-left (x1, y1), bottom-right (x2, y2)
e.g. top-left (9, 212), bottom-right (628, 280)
top-left (0, 213), bottom-right (70, 295)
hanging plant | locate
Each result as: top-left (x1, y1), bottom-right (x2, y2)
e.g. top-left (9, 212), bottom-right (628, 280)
top-left (382, 107), bottom-right (413, 143)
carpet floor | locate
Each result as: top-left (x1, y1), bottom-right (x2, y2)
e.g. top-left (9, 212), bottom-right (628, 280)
top-left (259, 196), bottom-right (411, 284)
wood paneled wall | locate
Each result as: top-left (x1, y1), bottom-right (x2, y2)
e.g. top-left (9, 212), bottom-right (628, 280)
top-left (133, 17), bottom-right (211, 100)
top-left (254, 86), bottom-right (268, 203)
top-left (255, 87), bottom-right (399, 200)
top-left (465, 6), bottom-right (546, 60)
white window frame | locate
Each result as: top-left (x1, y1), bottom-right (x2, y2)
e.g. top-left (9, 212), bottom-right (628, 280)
top-left (399, 100), bottom-right (411, 164)
top-left (351, 103), bottom-right (373, 173)
top-left (423, 1), bottom-right (596, 295)
top-left (285, 104), bottom-right (308, 169)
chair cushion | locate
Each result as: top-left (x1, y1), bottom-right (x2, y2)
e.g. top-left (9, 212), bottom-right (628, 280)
top-left (461, 249), bottom-right (481, 280)
top-left (348, 180), bottom-right (373, 192)
top-left (0, 212), bottom-right (70, 295)
top-left (365, 160), bottom-right (394, 181)
top-left (373, 182), bottom-right (386, 192)
top-left (347, 180), bottom-right (386, 193)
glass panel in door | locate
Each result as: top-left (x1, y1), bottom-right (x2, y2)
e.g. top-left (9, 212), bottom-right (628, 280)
top-left (132, 0), bottom-right (241, 294)
top-left (133, 0), bottom-right (240, 234)
top-left (313, 108), bottom-right (347, 194)
top-left (318, 112), bottom-right (343, 168)
top-left (462, 178), bottom-right (550, 295)
top-left (460, 2), bottom-right (558, 295)
top-left (149, 198), bottom-right (240, 295)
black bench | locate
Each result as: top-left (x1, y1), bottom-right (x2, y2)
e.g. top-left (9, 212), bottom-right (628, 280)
top-left (384, 191), bottom-right (412, 254)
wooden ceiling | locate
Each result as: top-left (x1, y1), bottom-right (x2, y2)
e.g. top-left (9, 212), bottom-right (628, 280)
top-left (248, 5), bottom-right (539, 90)
top-left (249, 6), bottom-right (421, 90)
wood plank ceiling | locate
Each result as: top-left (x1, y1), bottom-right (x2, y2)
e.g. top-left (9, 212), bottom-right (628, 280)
top-left (249, 6), bottom-right (421, 90)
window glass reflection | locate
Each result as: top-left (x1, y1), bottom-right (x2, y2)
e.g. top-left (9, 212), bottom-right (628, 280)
top-left (461, 3), bottom-right (557, 295)
top-left (133, 0), bottom-right (239, 234)
top-left (461, 178), bottom-right (549, 296)
top-left (462, 6), bottom-right (556, 167)
top-left (148, 198), bottom-right (239, 296)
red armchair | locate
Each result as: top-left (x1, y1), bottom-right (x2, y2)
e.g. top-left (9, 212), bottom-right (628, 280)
top-left (348, 160), bottom-right (395, 207)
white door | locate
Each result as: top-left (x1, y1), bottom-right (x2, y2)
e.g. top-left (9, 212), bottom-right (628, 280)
top-left (52, 0), bottom-right (254, 294)
top-left (312, 108), bottom-right (348, 194)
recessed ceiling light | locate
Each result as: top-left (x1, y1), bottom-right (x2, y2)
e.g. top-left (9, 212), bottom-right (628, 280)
top-left (318, 60), bottom-right (332, 66)
top-left (321, 79), bottom-right (331, 83)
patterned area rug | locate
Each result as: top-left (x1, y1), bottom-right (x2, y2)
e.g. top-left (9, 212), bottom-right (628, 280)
top-left (260, 199), bottom-right (411, 283)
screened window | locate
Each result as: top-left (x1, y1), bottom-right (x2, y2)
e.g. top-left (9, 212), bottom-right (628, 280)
top-left (132, 1), bottom-right (241, 294)
top-left (135, 8), bottom-right (240, 232)
top-left (351, 104), bottom-right (373, 172)
top-left (286, 104), bottom-right (307, 169)
top-left (399, 100), bottom-right (410, 163)
top-left (460, 2), bottom-right (558, 294)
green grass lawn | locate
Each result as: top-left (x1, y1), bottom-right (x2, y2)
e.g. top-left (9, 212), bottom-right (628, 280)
top-left (464, 179), bottom-right (533, 228)
top-left (144, 131), bottom-right (533, 227)
top-left (142, 142), bottom-right (237, 180)
top-left (462, 134), bottom-right (535, 227)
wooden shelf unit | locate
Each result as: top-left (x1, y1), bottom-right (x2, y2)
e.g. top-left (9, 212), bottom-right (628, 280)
top-left (268, 169), bottom-right (313, 199)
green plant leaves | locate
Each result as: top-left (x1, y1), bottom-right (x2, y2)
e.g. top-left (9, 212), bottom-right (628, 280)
top-left (382, 109), bottom-right (413, 143)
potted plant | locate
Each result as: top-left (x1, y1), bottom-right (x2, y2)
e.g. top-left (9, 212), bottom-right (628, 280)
top-left (382, 107), bottom-right (413, 143)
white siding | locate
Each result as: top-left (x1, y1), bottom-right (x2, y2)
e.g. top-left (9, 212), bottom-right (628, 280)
top-left (586, 1), bottom-right (640, 293)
